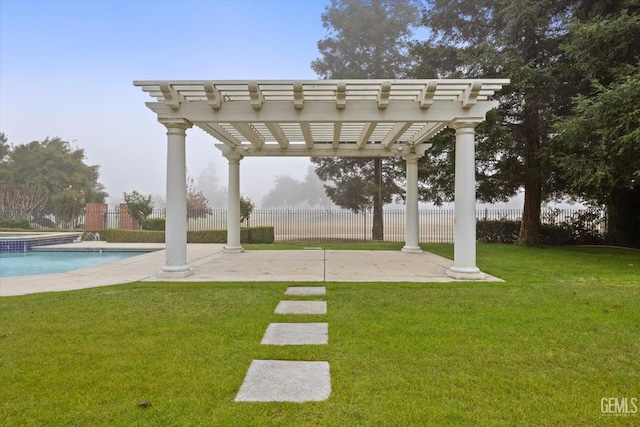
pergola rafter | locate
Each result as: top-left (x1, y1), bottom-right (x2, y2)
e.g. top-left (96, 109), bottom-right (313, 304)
top-left (134, 79), bottom-right (509, 280)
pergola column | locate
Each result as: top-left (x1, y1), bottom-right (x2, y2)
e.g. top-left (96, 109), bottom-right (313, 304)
top-left (402, 145), bottom-right (430, 254)
top-left (447, 120), bottom-right (484, 280)
top-left (224, 150), bottom-right (244, 253)
top-left (159, 119), bottom-right (193, 277)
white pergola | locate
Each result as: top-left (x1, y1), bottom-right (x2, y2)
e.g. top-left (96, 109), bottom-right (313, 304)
top-left (134, 79), bottom-right (509, 279)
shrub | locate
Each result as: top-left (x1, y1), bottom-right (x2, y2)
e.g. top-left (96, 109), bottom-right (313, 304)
top-left (246, 226), bottom-right (275, 243)
top-left (98, 229), bottom-right (165, 243)
top-left (540, 224), bottom-right (573, 245)
top-left (94, 227), bottom-right (275, 244)
top-left (187, 229), bottom-right (226, 243)
top-left (476, 220), bottom-right (520, 243)
top-left (142, 218), bottom-right (166, 231)
top-left (0, 217), bottom-right (30, 229)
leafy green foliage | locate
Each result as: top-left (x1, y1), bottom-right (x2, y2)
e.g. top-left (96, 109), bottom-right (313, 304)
top-left (0, 217), bottom-right (30, 229)
top-left (141, 218), bottom-right (166, 231)
top-left (51, 186), bottom-right (85, 229)
top-left (123, 190), bottom-right (154, 229)
top-left (239, 195), bottom-right (254, 224)
top-left (92, 227), bottom-right (275, 244)
top-left (0, 136), bottom-right (107, 213)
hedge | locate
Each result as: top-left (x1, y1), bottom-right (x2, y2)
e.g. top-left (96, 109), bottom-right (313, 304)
top-left (91, 226), bottom-right (275, 244)
top-left (476, 219), bottom-right (599, 245)
top-left (0, 217), bottom-right (30, 229)
top-left (141, 218), bottom-right (166, 231)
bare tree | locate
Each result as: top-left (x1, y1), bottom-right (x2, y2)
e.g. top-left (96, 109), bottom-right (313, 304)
top-left (0, 183), bottom-right (48, 218)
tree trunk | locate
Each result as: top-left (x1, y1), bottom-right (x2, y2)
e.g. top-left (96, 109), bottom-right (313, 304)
top-left (606, 188), bottom-right (636, 247)
top-left (372, 157), bottom-right (384, 240)
top-left (516, 103), bottom-right (542, 246)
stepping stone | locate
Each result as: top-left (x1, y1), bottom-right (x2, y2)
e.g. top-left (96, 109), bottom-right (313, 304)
top-left (285, 286), bottom-right (326, 296)
top-left (261, 323), bottom-right (328, 345)
top-left (274, 300), bottom-right (327, 315)
top-left (235, 360), bottom-right (331, 402)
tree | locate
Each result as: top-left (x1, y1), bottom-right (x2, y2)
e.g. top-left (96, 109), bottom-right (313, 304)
top-left (311, 0), bottom-right (421, 240)
top-left (186, 176), bottom-right (212, 219)
top-left (51, 185), bottom-right (85, 230)
top-left (123, 190), bottom-right (154, 229)
top-left (0, 183), bottom-right (48, 218)
top-left (0, 136), bottom-right (107, 213)
top-left (196, 161), bottom-right (227, 208)
top-left (411, 0), bottom-right (576, 245)
top-left (552, 0), bottom-right (640, 246)
top-left (240, 195), bottom-right (255, 225)
top-left (262, 175), bottom-right (305, 209)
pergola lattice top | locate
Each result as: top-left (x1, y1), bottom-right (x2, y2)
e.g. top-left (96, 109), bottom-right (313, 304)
top-left (134, 79), bottom-right (509, 157)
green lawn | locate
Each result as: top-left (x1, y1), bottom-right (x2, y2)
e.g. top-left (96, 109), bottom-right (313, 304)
top-left (1, 244), bottom-right (638, 426)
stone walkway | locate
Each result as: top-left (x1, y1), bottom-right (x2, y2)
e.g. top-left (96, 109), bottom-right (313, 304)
top-left (235, 286), bottom-right (331, 402)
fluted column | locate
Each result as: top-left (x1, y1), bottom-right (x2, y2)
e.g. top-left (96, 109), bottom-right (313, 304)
top-left (447, 120), bottom-right (484, 279)
top-left (159, 120), bottom-right (193, 277)
top-left (224, 151), bottom-right (244, 253)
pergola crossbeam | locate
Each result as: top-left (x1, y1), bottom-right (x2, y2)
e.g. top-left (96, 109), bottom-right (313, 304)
top-left (265, 122), bottom-right (289, 148)
top-left (233, 122), bottom-right (264, 149)
top-left (381, 122), bottom-right (411, 148)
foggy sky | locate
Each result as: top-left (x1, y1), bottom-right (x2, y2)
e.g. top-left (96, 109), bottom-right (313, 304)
top-left (0, 0), bottom-right (328, 206)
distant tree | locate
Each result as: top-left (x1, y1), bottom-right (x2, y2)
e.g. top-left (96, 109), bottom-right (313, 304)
top-left (262, 175), bottom-right (305, 208)
top-left (0, 133), bottom-right (9, 163)
top-left (186, 176), bottom-right (213, 219)
top-left (197, 162), bottom-right (227, 208)
top-left (240, 195), bottom-right (255, 225)
top-left (311, 0), bottom-right (420, 240)
top-left (301, 165), bottom-right (336, 209)
top-left (51, 185), bottom-right (85, 229)
top-left (0, 136), bottom-right (107, 213)
top-left (0, 183), bottom-right (48, 218)
top-left (123, 190), bottom-right (154, 229)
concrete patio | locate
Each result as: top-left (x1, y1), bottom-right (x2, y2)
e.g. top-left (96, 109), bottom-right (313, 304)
top-left (0, 242), bottom-right (502, 297)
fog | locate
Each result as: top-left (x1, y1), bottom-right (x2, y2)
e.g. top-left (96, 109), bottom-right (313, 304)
top-left (0, 0), bottom-right (328, 207)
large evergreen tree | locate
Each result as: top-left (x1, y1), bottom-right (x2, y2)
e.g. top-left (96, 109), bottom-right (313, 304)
top-left (311, 0), bottom-right (420, 240)
top-left (552, 0), bottom-right (640, 246)
top-left (411, 0), bottom-right (576, 245)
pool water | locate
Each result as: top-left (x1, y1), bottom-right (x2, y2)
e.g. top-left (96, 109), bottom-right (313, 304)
top-left (0, 251), bottom-right (148, 278)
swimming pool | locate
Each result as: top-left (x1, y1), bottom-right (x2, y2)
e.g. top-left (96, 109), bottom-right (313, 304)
top-left (0, 251), bottom-right (150, 278)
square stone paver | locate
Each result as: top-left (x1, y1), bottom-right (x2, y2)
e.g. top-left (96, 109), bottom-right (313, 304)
top-left (235, 360), bottom-right (331, 402)
top-left (261, 323), bottom-right (328, 345)
top-left (285, 286), bottom-right (326, 296)
top-left (274, 300), bottom-right (327, 315)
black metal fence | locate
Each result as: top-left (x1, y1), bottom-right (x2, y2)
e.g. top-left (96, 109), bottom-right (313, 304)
top-left (12, 207), bottom-right (604, 243)
top-left (98, 207), bottom-right (603, 243)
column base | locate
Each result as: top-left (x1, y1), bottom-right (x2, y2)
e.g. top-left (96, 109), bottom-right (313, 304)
top-left (446, 266), bottom-right (485, 280)
top-left (157, 265), bottom-right (194, 278)
top-left (401, 246), bottom-right (423, 254)
top-left (223, 245), bottom-right (245, 254)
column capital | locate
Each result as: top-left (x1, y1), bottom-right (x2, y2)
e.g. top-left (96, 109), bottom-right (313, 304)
top-left (449, 118), bottom-right (482, 131)
top-left (219, 145), bottom-right (247, 161)
top-left (398, 142), bottom-right (432, 161)
top-left (159, 118), bottom-right (193, 131)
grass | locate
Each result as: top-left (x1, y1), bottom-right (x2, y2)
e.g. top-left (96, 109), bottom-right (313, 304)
top-left (1, 244), bottom-right (639, 426)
